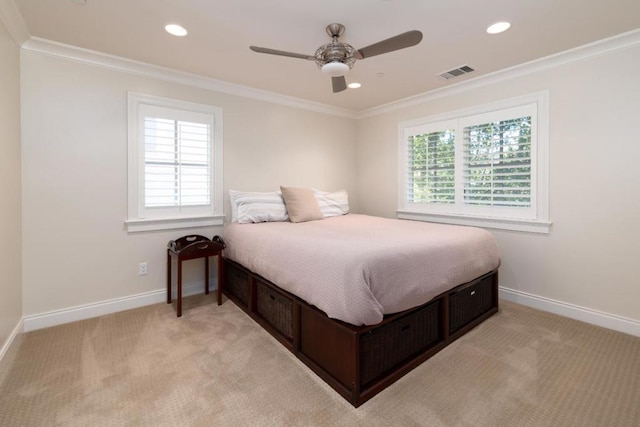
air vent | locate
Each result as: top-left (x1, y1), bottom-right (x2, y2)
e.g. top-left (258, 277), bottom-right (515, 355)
top-left (438, 65), bottom-right (475, 80)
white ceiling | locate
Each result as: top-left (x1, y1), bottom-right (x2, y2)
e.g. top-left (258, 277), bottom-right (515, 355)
top-left (11, 0), bottom-right (640, 112)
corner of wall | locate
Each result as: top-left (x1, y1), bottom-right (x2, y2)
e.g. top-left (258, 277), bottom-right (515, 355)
top-left (0, 318), bottom-right (23, 371)
top-left (0, 0), bottom-right (31, 46)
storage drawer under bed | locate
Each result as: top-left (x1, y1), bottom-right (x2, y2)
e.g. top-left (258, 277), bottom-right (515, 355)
top-left (449, 273), bottom-right (495, 334)
top-left (224, 260), bottom-right (250, 309)
top-left (255, 278), bottom-right (294, 341)
top-left (359, 298), bottom-right (443, 387)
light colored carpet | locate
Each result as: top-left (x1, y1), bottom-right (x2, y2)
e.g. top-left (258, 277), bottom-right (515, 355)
top-left (1, 296), bottom-right (639, 426)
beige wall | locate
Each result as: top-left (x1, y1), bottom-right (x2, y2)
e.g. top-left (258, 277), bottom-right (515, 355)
top-left (0, 19), bottom-right (22, 348)
top-left (357, 44), bottom-right (640, 322)
top-left (20, 51), bottom-right (357, 316)
top-left (16, 31), bottom-right (640, 330)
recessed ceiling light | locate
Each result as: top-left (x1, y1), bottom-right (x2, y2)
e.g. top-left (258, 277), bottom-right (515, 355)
top-left (348, 82), bottom-right (362, 89)
top-left (486, 21), bottom-right (511, 34)
top-left (165, 24), bottom-right (188, 37)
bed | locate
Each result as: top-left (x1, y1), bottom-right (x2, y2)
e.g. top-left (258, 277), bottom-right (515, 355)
top-left (221, 189), bottom-right (500, 407)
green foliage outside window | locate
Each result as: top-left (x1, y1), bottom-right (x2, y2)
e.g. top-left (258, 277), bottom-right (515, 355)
top-left (464, 117), bottom-right (531, 207)
top-left (408, 129), bottom-right (456, 203)
top-left (408, 116), bottom-right (531, 207)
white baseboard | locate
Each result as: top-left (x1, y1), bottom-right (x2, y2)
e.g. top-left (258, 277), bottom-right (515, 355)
top-left (0, 317), bottom-right (24, 364)
top-left (499, 286), bottom-right (640, 337)
top-left (17, 282), bottom-right (640, 337)
top-left (23, 281), bottom-right (215, 332)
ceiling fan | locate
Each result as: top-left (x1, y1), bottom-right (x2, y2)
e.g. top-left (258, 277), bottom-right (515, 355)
top-left (249, 23), bottom-right (423, 93)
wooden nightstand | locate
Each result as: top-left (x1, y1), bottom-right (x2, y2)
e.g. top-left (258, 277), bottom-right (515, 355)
top-left (167, 235), bottom-right (225, 317)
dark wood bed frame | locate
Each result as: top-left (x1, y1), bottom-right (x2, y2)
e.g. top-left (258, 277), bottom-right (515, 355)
top-left (222, 257), bottom-right (499, 407)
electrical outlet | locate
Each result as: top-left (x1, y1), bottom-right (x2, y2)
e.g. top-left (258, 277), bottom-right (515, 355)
top-left (138, 262), bottom-right (148, 276)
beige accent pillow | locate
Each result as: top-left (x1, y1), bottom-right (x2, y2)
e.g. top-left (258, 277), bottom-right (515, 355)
top-left (280, 186), bottom-right (324, 223)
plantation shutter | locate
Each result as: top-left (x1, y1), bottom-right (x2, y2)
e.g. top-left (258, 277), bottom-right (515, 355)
top-left (398, 95), bottom-right (547, 231)
top-left (460, 105), bottom-right (534, 209)
top-left (127, 93), bottom-right (224, 232)
top-left (405, 121), bottom-right (456, 204)
top-left (141, 106), bottom-right (212, 213)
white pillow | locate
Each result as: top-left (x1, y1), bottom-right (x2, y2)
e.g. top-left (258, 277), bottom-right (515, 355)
top-left (312, 189), bottom-right (350, 218)
top-left (229, 190), bottom-right (289, 223)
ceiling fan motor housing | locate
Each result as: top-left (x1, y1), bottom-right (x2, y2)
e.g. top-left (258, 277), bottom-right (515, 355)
top-left (315, 42), bottom-right (356, 69)
top-left (314, 23), bottom-right (357, 73)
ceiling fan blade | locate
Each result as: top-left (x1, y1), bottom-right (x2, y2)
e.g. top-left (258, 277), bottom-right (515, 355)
top-left (332, 76), bottom-right (347, 93)
top-left (249, 46), bottom-right (315, 61)
top-left (356, 30), bottom-right (423, 59)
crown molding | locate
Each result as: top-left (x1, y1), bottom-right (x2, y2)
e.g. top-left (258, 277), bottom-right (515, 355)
top-left (8, 10), bottom-right (640, 121)
top-left (21, 37), bottom-right (357, 119)
top-left (357, 28), bottom-right (640, 119)
top-left (0, 0), bottom-right (30, 46)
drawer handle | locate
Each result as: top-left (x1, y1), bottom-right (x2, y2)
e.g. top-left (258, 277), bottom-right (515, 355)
top-left (401, 324), bottom-right (411, 332)
top-left (470, 290), bottom-right (476, 296)
top-left (269, 294), bottom-right (276, 300)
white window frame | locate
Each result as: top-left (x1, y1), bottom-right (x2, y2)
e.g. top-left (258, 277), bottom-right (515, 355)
top-left (126, 93), bottom-right (224, 232)
top-left (397, 92), bottom-right (551, 234)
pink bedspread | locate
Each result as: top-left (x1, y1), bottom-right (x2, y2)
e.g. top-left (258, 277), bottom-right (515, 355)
top-left (223, 214), bottom-right (500, 326)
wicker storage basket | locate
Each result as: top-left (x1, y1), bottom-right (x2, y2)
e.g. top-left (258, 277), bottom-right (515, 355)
top-left (256, 279), bottom-right (294, 340)
top-left (449, 274), bottom-right (495, 334)
top-left (360, 299), bottom-right (442, 387)
top-left (224, 261), bottom-right (250, 309)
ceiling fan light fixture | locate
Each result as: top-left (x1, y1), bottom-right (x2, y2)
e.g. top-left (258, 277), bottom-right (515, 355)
top-left (321, 61), bottom-right (349, 77)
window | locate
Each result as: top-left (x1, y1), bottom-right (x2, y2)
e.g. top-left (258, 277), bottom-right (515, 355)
top-left (126, 93), bottom-right (223, 232)
top-left (398, 92), bottom-right (550, 233)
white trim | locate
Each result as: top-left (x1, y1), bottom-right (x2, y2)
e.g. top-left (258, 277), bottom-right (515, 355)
top-left (19, 282), bottom-right (639, 337)
top-left (499, 286), bottom-right (640, 338)
top-left (0, 0), bottom-right (30, 46)
top-left (397, 210), bottom-right (552, 234)
top-left (125, 215), bottom-right (225, 233)
top-left (126, 92), bottom-right (225, 232)
top-left (0, 318), bottom-right (23, 363)
top-left (20, 37), bottom-right (356, 119)
top-left (358, 28), bottom-right (640, 119)
top-left (23, 280), bottom-right (217, 332)
top-left (397, 91), bottom-right (550, 233)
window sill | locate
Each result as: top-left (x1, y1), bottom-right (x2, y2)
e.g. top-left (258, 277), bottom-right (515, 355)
top-left (125, 215), bottom-right (225, 233)
top-left (396, 210), bottom-right (552, 234)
